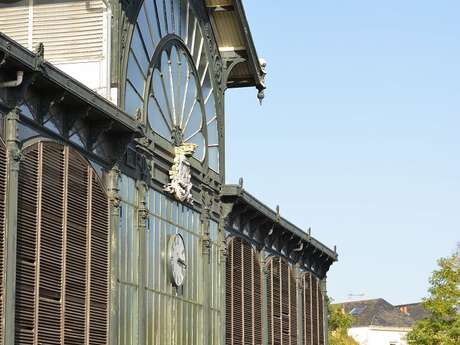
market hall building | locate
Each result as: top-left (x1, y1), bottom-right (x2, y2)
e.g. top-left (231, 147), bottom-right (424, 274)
top-left (0, 1), bottom-right (337, 345)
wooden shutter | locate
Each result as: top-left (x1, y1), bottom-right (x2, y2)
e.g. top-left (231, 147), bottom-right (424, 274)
top-left (311, 277), bottom-right (318, 345)
top-left (318, 283), bottom-right (324, 345)
top-left (0, 0), bottom-right (29, 48)
top-left (267, 257), bottom-right (297, 345)
top-left (302, 273), bottom-right (312, 345)
top-left (15, 142), bottom-right (109, 345)
top-left (226, 237), bottom-right (262, 345)
top-left (0, 140), bottom-right (6, 345)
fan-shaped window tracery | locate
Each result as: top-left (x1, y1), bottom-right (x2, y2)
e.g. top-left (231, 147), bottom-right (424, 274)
top-left (124, 0), bottom-right (220, 172)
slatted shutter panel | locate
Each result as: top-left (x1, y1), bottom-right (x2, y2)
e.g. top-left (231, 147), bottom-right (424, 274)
top-left (0, 0), bottom-right (29, 48)
top-left (37, 143), bottom-right (65, 344)
top-left (311, 277), bottom-right (318, 345)
top-left (225, 241), bottom-right (233, 345)
top-left (252, 247), bottom-right (262, 345)
top-left (33, 0), bottom-right (105, 62)
top-left (16, 141), bottom-right (109, 345)
top-left (318, 284), bottom-right (324, 345)
top-left (226, 237), bottom-right (262, 345)
top-left (267, 257), bottom-right (297, 345)
top-left (0, 140), bottom-right (6, 345)
top-left (302, 273), bottom-right (312, 345)
top-left (16, 144), bottom-right (40, 345)
top-left (65, 148), bottom-right (89, 344)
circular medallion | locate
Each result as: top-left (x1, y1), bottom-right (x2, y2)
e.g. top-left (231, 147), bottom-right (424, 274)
top-left (168, 233), bottom-right (187, 287)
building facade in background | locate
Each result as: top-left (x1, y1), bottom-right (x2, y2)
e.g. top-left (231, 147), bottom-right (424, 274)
top-left (338, 299), bottom-right (428, 345)
top-left (0, 1), bottom-right (337, 344)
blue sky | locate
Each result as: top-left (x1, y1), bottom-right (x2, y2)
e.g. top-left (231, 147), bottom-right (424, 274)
top-left (225, 1), bottom-right (460, 304)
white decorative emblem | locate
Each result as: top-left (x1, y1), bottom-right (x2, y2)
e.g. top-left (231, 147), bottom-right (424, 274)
top-left (164, 143), bottom-right (197, 204)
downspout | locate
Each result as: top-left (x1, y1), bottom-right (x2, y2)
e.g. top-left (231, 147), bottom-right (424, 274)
top-left (0, 71), bottom-right (24, 88)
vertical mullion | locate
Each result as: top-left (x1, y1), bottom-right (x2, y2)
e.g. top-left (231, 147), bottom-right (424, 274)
top-left (270, 261), bottom-right (273, 345)
top-left (32, 143), bottom-right (43, 345)
top-left (316, 279), bottom-right (320, 345)
top-left (109, 167), bottom-right (120, 345)
top-left (240, 241), bottom-right (244, 345)
top-left (310, 274), bottom-right (313, 345)
top-left (60, 147), bottom-right (69, 344)
top-left (251, 250), bottom-right (255, 345)
top-left (288, 268), bottom-right (291, 345)
top-left (3, 109), bottom-right (20, 345)
top-left (137, 182), bottom-right (147, 345)
top-left (230, 242), bottom-right (234, 345)
top-left (279, 260), bottom-right (283, 345)
top-left (85, 168), bottom-right (93, 345)
top-left (302, 276), bottom-right (305, 345)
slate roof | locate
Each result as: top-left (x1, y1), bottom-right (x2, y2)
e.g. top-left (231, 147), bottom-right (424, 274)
top-left (395, 302), bottom-right (430, 322)
top-left (336, 299), bottom-right (418, 328)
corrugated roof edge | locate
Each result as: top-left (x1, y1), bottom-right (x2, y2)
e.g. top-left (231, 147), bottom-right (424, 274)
top-left (221, 184), bottom-right (338, 262)
top-left (232, 0), bottom-right (266, 92)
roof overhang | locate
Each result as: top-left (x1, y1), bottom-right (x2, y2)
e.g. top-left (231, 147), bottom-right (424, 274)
top-left (221, 184), bottom-right (338, 278)
top-left (205, 0), bottom-right (266, 97)
top-left (0, 33), bottom-right (142, 165)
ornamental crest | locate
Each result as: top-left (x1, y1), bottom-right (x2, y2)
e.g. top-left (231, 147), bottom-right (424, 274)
top-left (164, 143), bottom-right (197, 204)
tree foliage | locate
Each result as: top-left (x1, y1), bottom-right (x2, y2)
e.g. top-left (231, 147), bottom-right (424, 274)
top-left (407, 246), bottom-right (460, 345)
top-left (328, 300), bottom-right (359, 345)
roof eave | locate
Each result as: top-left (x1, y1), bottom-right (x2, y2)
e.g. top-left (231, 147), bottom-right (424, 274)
top-left (221, 184), bottom-right (338, 263)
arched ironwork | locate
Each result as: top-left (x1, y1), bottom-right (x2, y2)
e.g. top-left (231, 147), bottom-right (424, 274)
top-left (123, 0), bottom-right (220, 172)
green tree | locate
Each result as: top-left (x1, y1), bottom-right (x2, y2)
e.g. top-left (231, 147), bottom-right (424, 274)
top-left (328, 300), bottom-right (359, 345)
top-left (407, 246), bottom-right (460, 345)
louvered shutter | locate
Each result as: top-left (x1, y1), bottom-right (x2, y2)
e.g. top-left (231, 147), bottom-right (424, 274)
top-left (226, 237), bottom-right (262, 345)
top-left (33, 0), bottom-right (105, 62)
top-left (0, 0), bottom-right (105, 61)
top-left (15, 142), bottom-right (109, 345)
top-left (0, 0), bottom-right (29, 48)
top-left (267, 257), bottom-right (297, 345)
top-left (0, 140), bottom-right (6, 345)
top-left (302, 273), bottom-right (312, 345)
top-left (311, 277), bottom-right (318, 345)
top-left (318, 284), bottom-right (324, 345)
top-left (16, 144), bottom-right (40, 345)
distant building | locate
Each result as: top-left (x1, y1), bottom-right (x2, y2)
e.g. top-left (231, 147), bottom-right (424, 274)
top-left (335, 299), bottom-right (428, 345)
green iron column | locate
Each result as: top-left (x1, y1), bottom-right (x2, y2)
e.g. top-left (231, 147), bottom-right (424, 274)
top-left (108, 166), bottom-right (121, 345)
top-left (295, 264), bottom-right (303, 345)
top-left (320, 278), bottom-right (329, 345)
top-left (219, 216), bottom-right (227, 345)
top-left (3, 107), bottom-right (21, 345)
top-left (201, 188), bottom-right (213, 345)
top-left (137, 181), bottom-right (148, 345)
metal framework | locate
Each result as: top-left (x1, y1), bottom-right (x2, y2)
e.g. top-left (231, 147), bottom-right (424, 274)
top-left (0, 1), bottom-right (337, 344)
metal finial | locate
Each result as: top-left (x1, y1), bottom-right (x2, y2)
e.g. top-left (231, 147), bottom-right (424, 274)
top-left (238, 177), bottom-right (244, 188)
top-left (257, 89), bottom-right (265, 105)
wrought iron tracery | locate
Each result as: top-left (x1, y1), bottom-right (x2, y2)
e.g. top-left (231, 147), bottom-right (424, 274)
top-left (123, 0), bottom-right (221, 173)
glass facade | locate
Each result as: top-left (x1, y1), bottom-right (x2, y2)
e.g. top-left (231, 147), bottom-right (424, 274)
top-left (118, 175), bottom-right (140, 345)
top-left (125, 0), bottom-right (220, 172)
top-left (116, 182), bottom-right (223, 345)
top-left (144, 189), bottom-right (204, 345)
